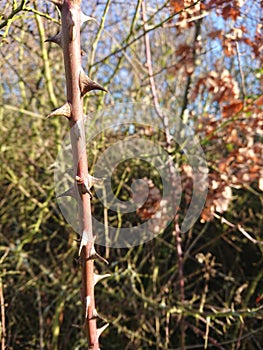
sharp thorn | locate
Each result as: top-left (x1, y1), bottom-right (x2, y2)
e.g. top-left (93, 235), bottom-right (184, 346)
top-left (97, 323), bottom-right (109, 339)
top-left (89, 244), bottom-right (109, 264)
top-left (81, 12), bottom-right (97, 26)
top-left (79, 69), bottom-right (107, 96)
top-left (87, 174), bottom-right (105, 188)
top-left (94, 273), bottom-right (111, 286)
top-left (83, 176), bottom-right (93, 197)
top-left (83, 187), bottom-right (93, 198)
top-left (45, 31), bottom-right (62, 47)
top-left (76, 174), bottom-right (104, 188)
top-left (90, 308), bottom-right (99, 320)
top-left (79, 230), bottom-right (93, 256)
top-left (76, 175), bottom-right (102, 198)
top-left (57, 186), bottom-right (77, 199)
top-left (47, 102), bottom-right (71, 119)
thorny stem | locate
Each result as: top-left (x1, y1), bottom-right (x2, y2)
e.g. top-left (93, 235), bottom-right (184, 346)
top-left (47, 0), bottom-right (108, 348)
top-left (61, 0), bottom-right (97, 347)
top-left (141, 1), bottom-right (185, 348)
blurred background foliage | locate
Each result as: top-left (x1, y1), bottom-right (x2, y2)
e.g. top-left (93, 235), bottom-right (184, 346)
top-left (0, 0), bottom-right (263, 349)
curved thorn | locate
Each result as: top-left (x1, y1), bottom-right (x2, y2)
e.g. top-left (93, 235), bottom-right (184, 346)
top-left (79, 230), bottom-right (93, 256)
top-left (45, 31), bottom-right (62, 47)
top-left (89, 308), bottom-right (98, 320)
top-left (87, 174), bottom-right (105, 188)
top-left (79, 69), bottom-right (107, 96)
top-left (81, 12), bottom-right (97, 26)
top-left (57, 186), bottom-right (77, 199)
top-left (76, 175), bottom-right (103, 197)
top-left (89, 244), bottom-right (109, 264)
top-left (82, 183), bottom-right (93, 198)
top-left (97, 323), bottom-right (109, 340)
top-left (94, 273), bottom-right (111, 286)
top-left (76, 175), bottom-right (92, 197)
top-left (47, 102), bottom-right (71, 118)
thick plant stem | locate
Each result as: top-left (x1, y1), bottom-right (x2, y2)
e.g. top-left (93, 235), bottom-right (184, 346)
top-left (63, 3), bottom-right (95, 348)
top-left (61, 1), bottom-right (98, 347)
top-left (47, 0), bottom-right (108, 348)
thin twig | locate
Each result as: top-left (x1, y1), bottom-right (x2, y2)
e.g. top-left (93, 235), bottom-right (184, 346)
top-left (141, 1), bottom-right (185, 348)
top-left (213, 212), bottom-right (263, 245)
top-left (89, 0), bottom-right (111, 76)
top-left (0, 0), bottom-right (27, 31)
top-left (1, 104), bottom-right (45, 119)
top-left (0, 277), bottom-right (6, 350)
top-left (36, 288), bottom-right (44, 350)
top-left (180, 18), bottom-right (202, 120)
top-left (235, 41), bottom-right (247, 103)
top-left (34, 7), bottom-right (58, 108)
top-left (93, 0), bottom-right (201, 67)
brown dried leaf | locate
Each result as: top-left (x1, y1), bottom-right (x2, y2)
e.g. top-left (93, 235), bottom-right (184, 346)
top-left (170, 0), bottom-right (185, 13)
top-left (208, 29), bottom-right (223, 40)
top-left (222, 100), bottom-right (243, 118)
top-left (221, 4), bottom-right (241, 21)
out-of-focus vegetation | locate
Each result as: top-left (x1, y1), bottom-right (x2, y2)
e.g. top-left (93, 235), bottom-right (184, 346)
top-left (0, 0), bottom-right (262, 349)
